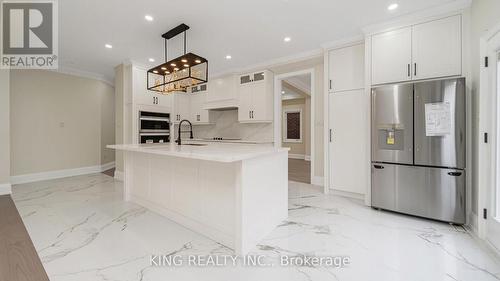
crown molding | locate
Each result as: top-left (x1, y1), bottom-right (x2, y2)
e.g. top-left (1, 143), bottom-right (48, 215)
top-left (284, 78), bottom-right (311, 96)
top-left (52, 65), bottom-right (115, 86)
top-left (362, 0), bottom-right (472, 35)
top-left (210, 48), bottom-right (324, 79)
top-left (321, 34), bottom-right (365, 51)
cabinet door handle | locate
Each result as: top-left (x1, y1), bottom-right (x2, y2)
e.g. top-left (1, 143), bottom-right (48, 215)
top-left (407, 64), bottom-right (410, 77)
top-left (414, 63), bottom-right (417, 76)
top-left (329, 129), bottom-right (332, 142)
top-left (329, 80), bottom-right (332, 90)
top-left (251, 111), bottom-right (254, 119)
top-left (249, 111), bottom-right (251, 119)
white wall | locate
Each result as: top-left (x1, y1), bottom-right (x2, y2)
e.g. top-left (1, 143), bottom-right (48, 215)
top-left (10, 70), bottom-right (115, 177)
top-left (469, 0), bottom-right (500, 216)
top-left (192, 110), bottom-right (274, 142)
top-left (0, 70), bottom-right (10, 194)
top-left (114, 65), bottom-right (124, 173)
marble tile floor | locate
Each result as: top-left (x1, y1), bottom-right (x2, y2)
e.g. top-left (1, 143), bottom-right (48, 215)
top-left (11, 173), bottom-right (500, 281)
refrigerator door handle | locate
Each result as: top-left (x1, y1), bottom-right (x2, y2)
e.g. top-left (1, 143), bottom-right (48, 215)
top-left (374, 165), bottom-right (385, 169)
top-left (447, 171), bottom-right (462, 177)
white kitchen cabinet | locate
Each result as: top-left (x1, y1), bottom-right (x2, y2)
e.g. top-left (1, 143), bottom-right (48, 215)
top-left (190, 92), bottom-right (210, 124)
top-left (371, 15), bottom-right (462, 85)
top-left (328, 43), bottom-right (365, 92)
top-left (371, 27), bottom-right (412, 85)
top-left (173, 93), bottom-right (190, 123)
top-left (132, 66), bottom-right (172, 108)
top-left (205, 75), bottom-right (238, 109)
top-left (328, 89), bottom-right (367, 195)
top-left (412, 15), bottom-right (461, 80)
top-left (237, 70), bottom-right (273, 123)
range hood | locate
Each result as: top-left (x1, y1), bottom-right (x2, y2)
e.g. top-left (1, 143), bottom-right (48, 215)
top-left (203, 99), bottom-right (239, 111)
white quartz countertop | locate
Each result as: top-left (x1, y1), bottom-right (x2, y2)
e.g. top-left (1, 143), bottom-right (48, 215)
top-left (188, 138), bottom-right (274, 144)
top-left (107, 142), bottom-right (289, 162)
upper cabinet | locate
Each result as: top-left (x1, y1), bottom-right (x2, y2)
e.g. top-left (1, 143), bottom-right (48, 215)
top-left (328, 43), bottom-right (365, 92)
top-left (190, 88), bottom-right (210, 124)
top-left (172, 93), bottom-right (190, 123)
top-left (371, 27), bottom-right (413, 85)
top-left (238, 70), bottom-right (274, 123)
top-left (132, 66), bottom-right (172, 108)
top-left (411, 15), bottom-right (461, 80)
top-left (371, 15), bottom-right (461, 85)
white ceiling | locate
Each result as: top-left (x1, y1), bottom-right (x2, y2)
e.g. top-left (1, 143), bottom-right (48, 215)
top-left (58, 0), bottom-right (458, 82)
top-left (282, 74), bottom-right (311, 100)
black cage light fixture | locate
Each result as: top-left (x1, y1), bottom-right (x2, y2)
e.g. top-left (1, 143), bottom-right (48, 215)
top-left (147, 24), bottom-right (208, 93)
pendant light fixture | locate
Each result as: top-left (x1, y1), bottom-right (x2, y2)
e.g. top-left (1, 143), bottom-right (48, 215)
top-left (147, 24), bottom-right (208, 93)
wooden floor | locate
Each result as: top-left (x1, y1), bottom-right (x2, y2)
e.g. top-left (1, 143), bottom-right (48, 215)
top-left (288, 158), bottom-right (311, 184)
top-left (0, 195), bottom-right (49, 281)
top-left (102, 168), bottom-right (115, 177)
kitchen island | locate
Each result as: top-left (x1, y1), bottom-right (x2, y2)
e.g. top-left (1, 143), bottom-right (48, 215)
top-left (108, 142), bottom-right (289, 254)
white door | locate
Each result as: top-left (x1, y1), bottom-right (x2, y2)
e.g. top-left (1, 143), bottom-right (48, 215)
top-left (190, 93), bottom-right (208, 123)
top-left (412, 15), bottom-right (461, 80)
top-left (238, 85), bottom-right (252, 122)
top-left (480, 29), bottom-right (500, 253)
top-left (371, 26), bottom-right (412, 85)
top-left (328, 89), bottom-right (367, 195)
top-left (173, 93), bottom-right (190, 122)
top-left (251, 82), bottom-right (267, 121)
top-left (328, 43), bottom-right (365, 92)
top-left (487, 50), bottom-right (500, 251)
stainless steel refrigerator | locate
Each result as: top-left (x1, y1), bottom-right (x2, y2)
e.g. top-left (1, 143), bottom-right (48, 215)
top-left (371, 78), bottom-right (466, 224)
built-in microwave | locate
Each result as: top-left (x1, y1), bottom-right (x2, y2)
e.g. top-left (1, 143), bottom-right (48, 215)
top-left (139, 111), bottom-right (170, 144)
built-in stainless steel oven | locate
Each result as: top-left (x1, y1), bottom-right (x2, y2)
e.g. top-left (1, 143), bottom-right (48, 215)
top-left (139, 111), bottom-right (170, 144)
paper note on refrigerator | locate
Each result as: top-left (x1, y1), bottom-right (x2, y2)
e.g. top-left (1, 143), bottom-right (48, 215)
top-left (425, 102), bottom-right (452, 136)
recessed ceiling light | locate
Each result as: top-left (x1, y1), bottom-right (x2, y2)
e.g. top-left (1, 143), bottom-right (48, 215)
top-left (194, 59), bottom-right (201, 64)
top-left (153, 70), bottom-right (158, 74)
top-left (173, 67), bottom-right (179, 71)
top-left (225, 55), bottom-right (232, 60)
top-left (181, 59), bottom-right (188, 63)
top-left (104, 44), bottom-right (113, 49)
top-left (387, 3), bottom-right (398, 10)
top-left (284, 37), bottom-right (291, 42)
top-left (161, 67), bottom-right (167, 70)
top-left (171, 63), bottom-right (176, 67)
top-left (145, 15), bottom-right (154, 21)
top-left (148, 58), bottom-right (155, 62)
top-left (183, 64), bottom-right (189, 67)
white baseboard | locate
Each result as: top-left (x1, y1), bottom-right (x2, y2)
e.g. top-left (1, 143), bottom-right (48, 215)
top-left (114, 170), bottom-right (124, 181)
top-left (467, 212), bottom-right (478, 234)
top-left (304, 155), bottom-right (311, 161)
top-left (101, 161), bottom-right (116, 171)
top-left (329, 188), bottom-right (365, 200)
top-left (0, 183), bottom-right (12, 195)
top-left (11, 162), bottom-right (115, 185)
top-left (289, 154), bottom-right (306, 160)
top-left (311, 176), bottom-right (324, 186)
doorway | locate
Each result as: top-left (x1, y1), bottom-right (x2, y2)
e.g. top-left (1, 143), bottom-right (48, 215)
top-left (479, 26), bottom-right (500, 254)
top-left (275, 70), bottom-right (314, 185)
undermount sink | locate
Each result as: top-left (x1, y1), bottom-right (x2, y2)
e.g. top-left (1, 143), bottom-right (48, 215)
top-left (182, 143), bottom-right (208, 146)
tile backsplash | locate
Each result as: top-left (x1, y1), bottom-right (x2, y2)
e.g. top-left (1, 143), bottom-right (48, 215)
top-left (191, 110), bottom-right (274, 141)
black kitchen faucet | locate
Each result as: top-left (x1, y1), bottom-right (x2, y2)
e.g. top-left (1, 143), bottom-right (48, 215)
top-left (175, 119), bottom-right (193, 145)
